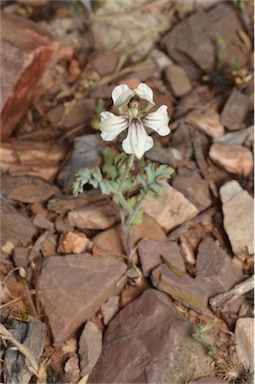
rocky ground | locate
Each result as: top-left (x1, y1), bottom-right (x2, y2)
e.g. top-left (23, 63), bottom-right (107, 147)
top-left (0, 1), bottom-right (254, 383)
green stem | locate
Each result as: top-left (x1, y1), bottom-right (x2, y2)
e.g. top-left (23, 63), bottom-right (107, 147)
top-left (125, 191), bottom-right (147, 228)
top-left (117, 154), bottom-right (135, 193)
top-left (110, 187), bottom-right (133, 216)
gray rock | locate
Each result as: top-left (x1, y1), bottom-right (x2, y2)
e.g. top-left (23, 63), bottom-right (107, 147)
top-left (220, 180), bottom-right (254, 256)
top-left (221, 92), bottom-right (250, 131)
top-left (39, 253), bottom-right (127, 343)
top-left (235, 317), bottom-right (254, 372)
top-left (164, 64), bottom-right (192, 97)
top-left (88, 289), bottom-right (213, 383)
top-left (101, 295), bottom-right (119, 325)
top-left (146, 146), bottom-right (183, 168)
top-left (138, 239), bottom-right (185, 277)
top-left (32, 214), bottom-right (55, 232)
top-left (214, 125), bottom-right (254, 145)
top-left (79, 321), bottom-right (102, 376)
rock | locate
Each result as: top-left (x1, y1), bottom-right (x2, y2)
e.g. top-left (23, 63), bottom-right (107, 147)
top-left (90, 49), bottom-right (118, 76)
top-left (47, 191), bottom-right (104, 214)
top-left (64, 354), bottom-right (80, 384)
top-left (1, 13), bottom-right (61, 141)
top-left (152, 237), bottom-right (243, 313)
top-left (214, 125), bottom-right (254, 145)
top-left (0, 200), bottom-right (36, 247)
top-left (138, 239), bottom-right (185, 277)
top-left (151, 89), bottom-right (174, 116)
top-left (151, 48), bottom-right (173, 71)
top-left (32, 214), bottom-right (54, 232)
top-left (164, 65), bottom-right (192, 97)
top-left (57, 134), bottom-right (105, 190)
top-left (13, 247), bottom-right (29, 268)
top-left (57, 232), bottom-right (92, 254)
top-left (188, 378), bottom-right (225, 384)
top-left (143, 183), bottom-right (199, 232)
top-left (68, 200), bottom-right (120, 230)
top-left (186, 110), bottom-right (225, 138)
top-left (235, 317), bottom-right (254, 372)
top-left (38, 253), bottom-right (127, 342)
top-left (78, 321), bottom-right (102, 377)
top-left (100, 295), bottom-right (120, 325)
top-left (220, 180), bottom-right (254, 256)
top-left (146, 146), bottom-right (183, 168)
top-left (174, 86), bottom-right (212, 118)
top-left (209, 143), bottom-right (253, 176)
top-left (0, 140), bottom-right (69, 182)
top-left (0, 175), bottom-right (59, 203)
top-left (92, 214), bottom-right (167, 258)
top-left (88, 289), bottom-right (213, 383)
top-left (161, 3), bottom-right (248, 80)
top-left (221, 92), bottom-right (250, 130)
top-left (172, 174), bottom-right (211, 212)
top-left (62, 99), bottom-right (96, 130)
top-left (41, 233), bottom-right (57, 257)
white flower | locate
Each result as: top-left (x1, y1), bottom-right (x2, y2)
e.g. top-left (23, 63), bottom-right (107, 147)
top-left (99, 83), bottom-right (170, 159)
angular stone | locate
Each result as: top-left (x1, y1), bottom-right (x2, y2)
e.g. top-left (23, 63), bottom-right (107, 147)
top-left (13, 247), bottom-right (29, 268)
top-left (57, 232), bottom-right (92, 254)
top-left (92, 214), bottom-right (167, 258)
top-left (164, 65), bottom-right (192, 97)
top-left (209, 143), bottom-right (253, 176)
top-left (90, 49), bottom-right (118, 76)
top-left (68, 200), bottom-right (120, 230)
top-left (220, 180), bottom-right (254, 256)
top-left (235, 317), bottom-right (254, 372)
top-left (78, 321), bottom-right (102, 377)
top-left (32, 214), bottom-right (54, 232)
top-left (1, 175), bottom-right (59, 203)
top-left (221, 92), bottom-right (250, 130)
top-left (138, 239), bottom-right (185, 277)
top-left (0, 200), bottom-right (36, 247)
top-left (57, 134), bottom-right (105, 190)
top-left (0, 140), bottom-right (69, 181)
top-left (101, 295), bottom-right (119, 326)
top-left (64, 354), bottom-right (80, 384)
top-left (1, 13), bottom-right (61, 140)
top-left (161, 3), bottom-right (248, 80)
top-left (174, 86), bottom-right (212, 118)
top-left (88, 289), bottom-right (213, 383)
top-left (38, 254), bottom-right (127, 343)
top-left (186, 110), bottom-right (225, 138)
top-left (143, 183), bottom-right (199, 232)
top-left (172, 175), bottom-right (211, 212)
top-left (146, 146), bottom-right (183, 168)
top-left (62, 99), bottom-right (96, 129)
top-left (47, 191), bottom-right (104, 214)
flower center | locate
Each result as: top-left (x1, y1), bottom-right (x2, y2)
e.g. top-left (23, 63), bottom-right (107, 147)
top-left (128, 98), bottom-right (140, 119)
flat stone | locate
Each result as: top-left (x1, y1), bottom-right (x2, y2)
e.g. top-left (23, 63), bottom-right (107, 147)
top-left (62, 99), bottom-right (96, 129)
top-left (92, 214), bottom-right (167, 258)
top-left (146, 146), bottom-right (183, 168)
top-left (0, 200), bottom-right (36, 247)
top-left (1, 175), bottom-right (59, 203)
top-left (57, 134), bottom-right (105, 191)
top-left (143, 183), bottom-right (199, 232)
top-left (220, 180), bottom-right (254, 256)
top-left (47, 191), bottom-right (104, 214)
top-left (164, 65), bottom-right (192, 97)
top-left (0, 140), bottom-right (69, 182)
top-left (172, 174), bottom-right (211, 212)
top-left (235, 317), bottom-right (254, 372)
top-left (68, 200), bottom-right (120, 230)
top-left (161, 3), bottom-right (248, 80)
top-left (174, 86), bottom-right (212, 118)
top-left (214, 125), bottom-right (254, 145)
top-left (209, 143), bottom-right (253, 176)
top-left (101, 295), bottom-right (119, 326)
top-left (138, 239), bottom-right (185, 277)
top-left (38, 253), bottom-right (127, 343)
top-left (32, 214), bottom-right (54, 232)
top-left (79, 321), bottom-right (102, 377)
top-left (186, 110), bottom-right (225, 138)
top-left (88, 289), bottom-right (213, 383)
top-left (1, 13), bottom-right (61, 140)
top-left (90, 49), bottom-right (118, 76)
top-left (221, 92), bottom-right (250, 130)
top-left (57, 232), bottom-right (92, 254)
top-left (13, 247), bottom-right (29, 268)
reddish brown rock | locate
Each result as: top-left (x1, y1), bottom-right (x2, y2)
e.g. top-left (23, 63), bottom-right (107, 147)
top-left (38, 254), bottom-right (127, 343)
top-left (1, 175), bottom-right (59, 203)
top-left (161, 3), bottom-right (248, 80)
top-left (164, 65), bottom-right (192, 97)
top-left (78, 321), bottom-right (102, 377)
top-left (88, 289), bottom-right (213, 383)
top-left (138, 239), bottom-right (185, 277)
top-left (57, 232), bottom-right (92, 254)
top-left (221, 91), bottom-right (250, 131)
top-left (32, 214), bottom-right (54, 232)
top-left (62, 99), bottom-right (96, 129)
top-left (0, 140), bottom-right (69, 182)
top-left (1, 13), bottom-right (61, 140)
top-left (47, 192), bottom-right (104, 214)
top-left (90, 49), bottom-right (118, 76)
top-left (186, 110), bottom-right (224, 138)
top-left (0, 200), bottom-right (36, 247)
top-left (209, 143), bottom-right (253, 176)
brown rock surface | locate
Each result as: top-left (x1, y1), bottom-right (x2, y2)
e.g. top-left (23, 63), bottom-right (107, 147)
top-left (57, 232), bottom-right (92, 254)
top-left (1, 13), bottom-right (61, 140)
top-left (90, 49), bottom-right (118, 76)
top-left (38, 253), bottom-right (127, 343)
top-left (0, 140), bottom-right (69, 182)
top-left (1, 175), bottom-right (59, 203)
top-left (186, 110), bottom-right (225, 138)
top-left (0, 200), bottom-right (36, 247)
top-left (209, 143), bottom-right (253, 176)
top-left (78, 321), bottom-right (102, 377)
top-left (164, 65), bottom-right (192, 97)
top-left (88, 289), bottom-right (213, 383)
top-left (221, 91), bottom-right (250, 130)
top-left (32, 214), bottom-right (54, 232)
top-left (161, 3), bottom-right (248, 80)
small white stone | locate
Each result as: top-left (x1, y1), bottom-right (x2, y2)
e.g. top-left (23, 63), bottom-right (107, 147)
top-left (235, 317), bottom-right (254, 372)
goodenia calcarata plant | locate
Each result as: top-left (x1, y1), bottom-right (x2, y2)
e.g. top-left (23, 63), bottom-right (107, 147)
top-left (73, 83), bottom-right (174, 263)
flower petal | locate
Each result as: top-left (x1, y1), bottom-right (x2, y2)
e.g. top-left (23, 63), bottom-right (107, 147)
top-left (133, 83), bottom-right (155, 111)
top-left (112, 84), bottom-right (135, 109)
top-left (142, 105), bottom-right (170, 136)
top-left (122, 120), bottom-right (153, 159)
top-left (99, 112), bottom-right (128, 141)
